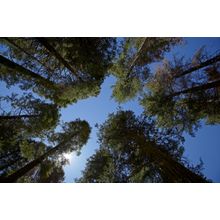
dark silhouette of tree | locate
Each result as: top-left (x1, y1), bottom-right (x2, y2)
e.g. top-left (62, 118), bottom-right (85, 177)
top-left (0, 119), bottom-right (91, 182)
top-left (77, 111), bottom-right (207, 183)
top-left (0, 37), bottom-right (117, 106)
top-left (0, 93), bottom-right (60, 136)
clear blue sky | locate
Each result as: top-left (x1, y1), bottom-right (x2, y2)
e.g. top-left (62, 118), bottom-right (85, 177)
top-left (62, 38), bottom-right (220, 182)
top-left (0, 38), bottom-right (220, 182)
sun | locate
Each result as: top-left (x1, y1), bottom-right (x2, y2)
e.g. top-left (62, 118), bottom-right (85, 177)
top-left (63, 153), bottom-right (73, 161)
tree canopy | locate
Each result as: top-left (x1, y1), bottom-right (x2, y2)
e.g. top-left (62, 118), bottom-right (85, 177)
top-left (111, 37), bottom-right (182, 103)
top-left (0, 37), bottom-right (218, 183)
top-left (0, 37), bottom-right (117, 106)
top-left (77, 110), bottom-right (207, 183)
top-left (141, 48), bottom-right (220, 135)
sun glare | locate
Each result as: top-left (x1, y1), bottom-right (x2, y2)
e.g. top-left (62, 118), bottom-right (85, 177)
top-left (63, 153), bottom-right (73, 162)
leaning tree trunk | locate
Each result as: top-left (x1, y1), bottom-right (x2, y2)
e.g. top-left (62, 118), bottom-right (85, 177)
top-left (3, 37), bottom-right (55, 74)
top-left (175, 53), bottom-right (220, 79)
top-left (137, 138), bottom-right (207, 183)
top-left (168, 79), bottom-right (220, 99)
top-left (0, 142), bottom-right (63, 183)
top-left (37, 38), bottom-right (81, 80)
top-left (0, 54), bottom-right (55, 90)
top-left (126, 38), bottom-right (147, 78)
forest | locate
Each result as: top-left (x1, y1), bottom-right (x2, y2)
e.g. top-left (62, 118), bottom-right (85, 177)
top-left (0, 37), bottom-right (219, 183)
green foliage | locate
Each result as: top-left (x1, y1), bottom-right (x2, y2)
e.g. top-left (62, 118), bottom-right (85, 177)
top-left (0, 38), bottom-right (117, 106)
top-left (111, 37), bottom-right (182, 103)
top-left (141, 52), bottom-right (220, 135)
top-left (111, 77), bottom-right (142, 103)
top-left (78, 110), bottom-right (205, 183)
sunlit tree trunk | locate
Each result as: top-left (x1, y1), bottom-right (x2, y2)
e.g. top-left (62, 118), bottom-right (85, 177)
top-left (126, 38), bottom-right (147, 78)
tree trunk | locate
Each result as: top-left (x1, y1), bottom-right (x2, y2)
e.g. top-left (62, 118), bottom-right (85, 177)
top-left (0, 54), bottom-right (55, 90)
top-left (126, 38), bottom-right (147, 78)
top-left (37, 38), bottom-right (81, 80)
top-left (0, 142), bottom-right (62, 183)
top-left (175, 54), bottom-right (220, 78)
top-left (131, 132), bottom-right (207, 183)
top-left (0, 114), bottom-right (39, 120)
top-left (3, 37), bottom-right (54, 74)
top-left (168, 79), bottom-right (220, 98)
top-left (143, 142), bottom-right (207, 182)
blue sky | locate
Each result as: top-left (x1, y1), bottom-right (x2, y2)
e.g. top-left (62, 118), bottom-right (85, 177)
top-left (0, 38), bottom-right (220, 182)
top-left (62, 38), bottom-right (220, 182)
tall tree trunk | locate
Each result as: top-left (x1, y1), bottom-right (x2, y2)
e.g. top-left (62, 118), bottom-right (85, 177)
top-left (126, 38), bottom-right (147, 78)
top-left (37, 38), bottom-right (82, 80)
top-left (0, 142), bottom-right (63, 183)
top-left (132, 132), bottom-right (207, 183)
top-left (3, 37), bottom-right (54, 74)
top-left (168, 79), bottom-right (220, 98)
top-left (0, 114), bottom-right (39, 120)
top-left (142, 142), bottom-right (207, 182)
top-left (175, 53), bottom-right (220, 78)
top-left (0, 54), bottom-right (55, 90)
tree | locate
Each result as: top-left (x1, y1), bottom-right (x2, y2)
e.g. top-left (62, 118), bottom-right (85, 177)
top-left (111, 37), bottom-right (181, 103)
top-left (77, 111), bottom-right (207, 183)
top-left (0, 119), bottom-right (91, 182)
top-left (0, 38), bottom-right (117, 106)
top-left (0, 93), bottom-right (60, 137)
top-left (141, 49), bottom-right (220, 134)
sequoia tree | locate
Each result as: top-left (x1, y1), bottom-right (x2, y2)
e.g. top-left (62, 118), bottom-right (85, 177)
top-left (77, 111), bottom-right (207, 183)
top-left (111, 37), bottom-right (181, 103)
top-left (0, 37), bottom-right (117, 106)
top-left (0, 119), bottom-right (91, 182)
top-left (141, 48), bottom-right (220, 134)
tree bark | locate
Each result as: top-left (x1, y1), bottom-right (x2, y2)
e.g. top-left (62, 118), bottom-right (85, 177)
top-left (37, 38), bottom-right (82, 80)
top-left (175, 54), bottom-right (220, 78)
top-left (0, 54), bottom-right (55, 90)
